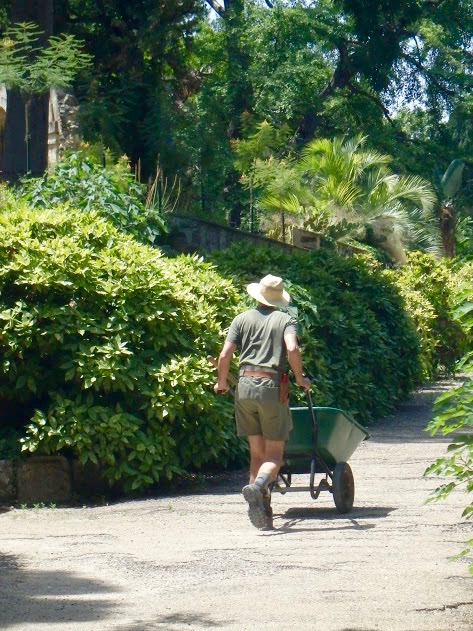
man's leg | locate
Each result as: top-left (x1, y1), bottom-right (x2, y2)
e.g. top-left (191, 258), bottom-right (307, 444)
top-left (247, 435), bottom-right (265, 483)
top-left (254, 439), bottom-right (286, 485)
top-left (243, 438), bottom-right (286, 530)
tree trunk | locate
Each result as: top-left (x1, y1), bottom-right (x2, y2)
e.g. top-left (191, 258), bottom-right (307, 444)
top-left (2, 0), bottom-right (54, 181)
top-left (440, 204), bottom-right (456, 257)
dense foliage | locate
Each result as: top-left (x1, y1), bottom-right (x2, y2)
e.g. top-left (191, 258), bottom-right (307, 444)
top-left (56, 0), bottom-right (473, 231)
top-left (1, 1), bottom-right (471, 257)
top-left (0, 191), bottom-right (244, 489)
top-left (386, 253), bottom-right (469, 379)
top-left (0, 182), bottom-right (468, 490)
top-left (210, 241), bottom-right (423, 420)
top-left (19, 150), bottom-right (168, 245)
top-left (2, 1), bottom-right (470, 232)
top-left (424, 265), bottom-right (473, 573)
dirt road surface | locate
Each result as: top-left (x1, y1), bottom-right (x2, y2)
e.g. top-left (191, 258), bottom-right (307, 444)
top-left (1, 382), bottom-right (472, 631)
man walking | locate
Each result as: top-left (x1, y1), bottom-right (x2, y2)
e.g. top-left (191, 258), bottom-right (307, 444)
top-left (214, 274), bottom-right (310, 530)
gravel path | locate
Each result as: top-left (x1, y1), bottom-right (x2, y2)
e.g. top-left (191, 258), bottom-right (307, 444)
top-left (0, 381), bottom-right (472, 631)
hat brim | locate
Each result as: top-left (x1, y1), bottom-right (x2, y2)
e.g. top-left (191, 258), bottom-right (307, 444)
top-left (247, 283), bottom-right (290, 308)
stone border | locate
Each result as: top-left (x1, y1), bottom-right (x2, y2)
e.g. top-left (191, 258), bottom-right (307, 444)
top-left (0, 456), bottom-right (114, 505)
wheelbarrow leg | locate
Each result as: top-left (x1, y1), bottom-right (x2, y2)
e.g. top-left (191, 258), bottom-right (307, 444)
top-left (272, 471), bottom-right (291, 494)
top-left (310, 458), bottom-right (331, 500)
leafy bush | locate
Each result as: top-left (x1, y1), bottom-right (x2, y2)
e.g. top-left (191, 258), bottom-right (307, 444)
top-left (19, 149), bottom-right (167, 245)
top-left (210, 242), bottom-right (422, 421)
top-left (424, 276), bottom-right (473, 573)
top-left (0, 197), bottom-right (244, 490)
top-left (2, 190), bottom-right (467, 492)
top-left (386, 252), bottom-right (468, 377)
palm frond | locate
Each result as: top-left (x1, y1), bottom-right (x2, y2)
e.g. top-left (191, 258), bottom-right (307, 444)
top-left (260, 193), bottom-right (304, 216)
top-left (386, 175), bottom-right (437, 215)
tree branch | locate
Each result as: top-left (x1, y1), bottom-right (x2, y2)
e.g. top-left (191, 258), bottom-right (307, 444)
top-left (205, 0), bottom-right (225, 18)
top-left (347, 83), bottom-right (423, 145)
top-left (263, 0), bottom-right (274, 7)
top-left (318, 45), bottom-right (353, 99)
top-left (346, 83), bottom-right (397, 129)
top-left (400, 52), bottom-right (457, 97)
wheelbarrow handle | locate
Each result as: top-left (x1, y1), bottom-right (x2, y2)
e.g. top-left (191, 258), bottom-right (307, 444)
top-left (306, 389), bottom-right (316, 424)
top-left (305, 387), bottom-right (319, 446)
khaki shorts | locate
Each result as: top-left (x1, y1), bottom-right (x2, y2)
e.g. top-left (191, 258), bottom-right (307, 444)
top-left (235, 376), bottom-right (293, 441)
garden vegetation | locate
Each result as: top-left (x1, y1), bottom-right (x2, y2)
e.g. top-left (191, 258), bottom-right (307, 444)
top-left (0, 183), bottom-right (468, 493)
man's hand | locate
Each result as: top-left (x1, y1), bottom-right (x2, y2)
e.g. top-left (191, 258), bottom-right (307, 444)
top-left (212, 341), bottom-right (236, 395)
top-left (214, 381), bottom-right (229, 395)
top-left (295, 375), bottom-right (311, 391)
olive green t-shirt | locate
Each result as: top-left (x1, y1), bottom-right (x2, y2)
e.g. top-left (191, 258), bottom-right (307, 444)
top-left (226, 307), bottom-right (298, 372)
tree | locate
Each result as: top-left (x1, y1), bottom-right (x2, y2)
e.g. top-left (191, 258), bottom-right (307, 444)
top-left (0, 20), bottom-right (91, 180)
top-left (203, 1), bottom-right (259, 225)
top-left (233, 120), bottom-right (296, 237)
top-left (5, 0), bottom-right (467, 226)
top-left (53, 0), bottom-right (204, 178)
top-left (2, 0), bottom-right (53, 180)
top-left (195, 0), bottom-right (473, 225)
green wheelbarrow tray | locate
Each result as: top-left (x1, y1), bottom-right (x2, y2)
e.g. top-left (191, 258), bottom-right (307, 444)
top-left (283, 406), bottom-right (370, 472)
top-left (273, 394), bottom-right (370, 513)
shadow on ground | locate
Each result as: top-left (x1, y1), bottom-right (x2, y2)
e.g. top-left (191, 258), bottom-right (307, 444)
top-left (268, 505), bottom-right (397, 534)
top-left (116, 612), bottom-right (232, 630)
top-left (0, 551), bottom-right (119, 627)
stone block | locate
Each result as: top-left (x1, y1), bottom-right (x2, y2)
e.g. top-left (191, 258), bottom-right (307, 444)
top-left (17, 456), bottom-right (71, 505)
top-left (0, 460), bottom-right (15, 502)
top-left (71, 460), bottom-right (110, 498)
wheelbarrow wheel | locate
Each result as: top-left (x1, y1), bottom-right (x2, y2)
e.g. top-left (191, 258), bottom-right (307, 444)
top-left (332, 462), bottom-right (354, 513)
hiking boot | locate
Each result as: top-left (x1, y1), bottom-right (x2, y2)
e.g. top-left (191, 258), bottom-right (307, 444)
top-left (262, 489), bottom-right (273, 530)
top-left (242, 483), bottom-right (273, 530)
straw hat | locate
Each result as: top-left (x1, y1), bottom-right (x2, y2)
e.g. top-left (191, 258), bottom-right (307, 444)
top-left (247, 274), bottom-right (290, 308)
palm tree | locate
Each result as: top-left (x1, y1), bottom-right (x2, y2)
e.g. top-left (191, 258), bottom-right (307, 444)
top-left (262, 135), bottom-right (440, 263)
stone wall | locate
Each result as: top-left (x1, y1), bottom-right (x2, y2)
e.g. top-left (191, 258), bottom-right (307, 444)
top-left (0, 457), bottom-right (116, 505)
top-left (166, 215), bottom-right (365, 258)
top-left (168, 215), bottom-right (304, 254)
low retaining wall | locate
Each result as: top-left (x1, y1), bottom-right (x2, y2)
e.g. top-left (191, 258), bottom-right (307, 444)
top-left (0, 456), bottom-right (114, 505)
top-left (166, 216), bottom-right (363, 257)
top-left (167, 215), bottom-right (302, 253)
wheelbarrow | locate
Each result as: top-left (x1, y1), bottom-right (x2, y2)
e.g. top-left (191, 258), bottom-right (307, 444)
top-left (207, 356), bottom-right (369, 513)
top-left (273, 391), bottom-right (370, 513)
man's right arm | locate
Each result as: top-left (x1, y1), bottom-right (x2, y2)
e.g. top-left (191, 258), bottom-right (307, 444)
top-left (284, 332), bottom-right (310, 391)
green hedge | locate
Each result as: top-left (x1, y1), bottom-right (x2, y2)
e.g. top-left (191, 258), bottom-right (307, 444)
top-left (0, 194), bottom-right (244, 490)
top-left (0, 189), bottom-right (468, 490)
top-left (210, 242), bottom-right (423, 421)
top-left (386, 252), bottom-right (469, 379)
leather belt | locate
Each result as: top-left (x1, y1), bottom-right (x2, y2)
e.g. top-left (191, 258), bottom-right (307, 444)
top-left (240, 370), bottom-right (279, 381)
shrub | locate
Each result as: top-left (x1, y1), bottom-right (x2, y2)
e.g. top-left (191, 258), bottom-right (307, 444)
top-left (209, 242), bottom-right (422, 421)
top-left (19, 149), bottom-right (168, 245)
top-left (2, 195), bottom-right (466, 492)
top-left (0, 198), bottom-right (244, 490)
top-left (386, 252), bottom-right (468, 378)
